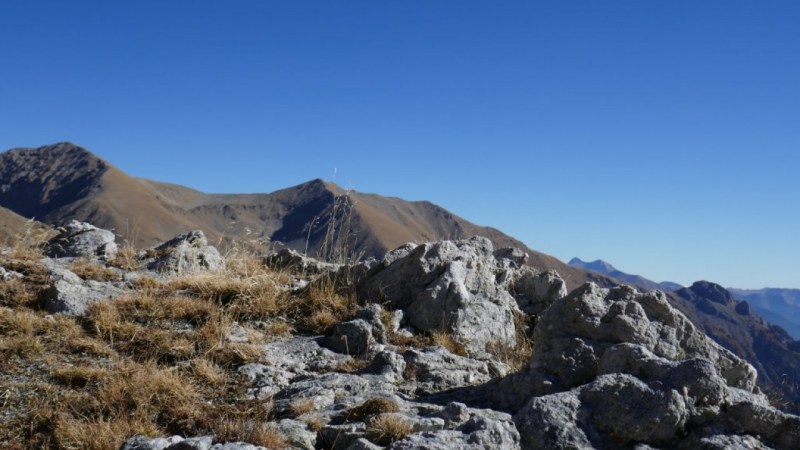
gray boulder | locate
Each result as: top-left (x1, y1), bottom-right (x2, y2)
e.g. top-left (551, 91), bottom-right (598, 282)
top-left (515, 373), bottom-right (689, 449)
top-left (43, 266), bottom-right (126, 315)
top-left (358, 237), bottom-right (519, 352)
top-left (366, 351), bottom-right (407, 382)
top-left (527, 283), bottom-right (757, 393)
top-left (47, 220), bottom-right (118, 260)
top-left (324, 319), bottom-right (375, 356)
top-left (144, 230), bottom-right (224, 275)
top-left (403, 346), bottom-right (509, 394)
top-left (390, 414), bottom-right (520, 450)
top-left (509, 267), bottom-right (567, 316)
top-left (504, 282), bottom-right (800, 449)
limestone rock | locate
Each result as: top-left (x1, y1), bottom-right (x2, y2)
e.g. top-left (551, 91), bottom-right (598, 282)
top-left (144, 230), bottom-right (224, 275)
top-left (47, 220), bottom-right (117, 260)
top-left (265, 248), bottom-right (340, 275)
top-left (403, 346), bottom-right (509, 394)
top-left (527, 283), bottom-right (757, 393)
top-left (510, 267), bottom-right (567, 316)
top-left (43, 266), bottom-right (126, 315)
top-left (390, 414), bottom-right (520, 450)
top-left (324, 319), bottom-right (375, 356)
top-left (358, 237), bottom-right (519, 352)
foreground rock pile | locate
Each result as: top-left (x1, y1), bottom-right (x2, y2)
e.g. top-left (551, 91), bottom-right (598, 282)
top-left (2, 222), bottom-right (798, 449)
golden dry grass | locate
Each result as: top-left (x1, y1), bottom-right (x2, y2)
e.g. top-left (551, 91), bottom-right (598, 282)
top-left (68, 259), bottom-right (121, 282)
top-left (0, 230), bottom-right (369, 449)
top-left (106, 244), bottom-right (140, 271)
top-left (366, 414), bottom-right (413, 445)
top-left (289, 398), bottom-right (317, 417)
top-left (431, 331), bottom-right (468, 357)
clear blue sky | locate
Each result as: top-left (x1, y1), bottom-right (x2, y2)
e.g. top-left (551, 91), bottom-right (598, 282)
top-left (1, 1), bottom-right (798, 289)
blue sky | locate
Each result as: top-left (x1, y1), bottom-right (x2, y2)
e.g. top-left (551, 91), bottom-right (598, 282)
top-left (1, 1), bottom-right (798, 289)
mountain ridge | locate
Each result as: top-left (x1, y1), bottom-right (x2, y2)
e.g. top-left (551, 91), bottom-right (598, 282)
top-left (569, 257), bottom-right (683, 291)
top-left (0, 142), bottom-right (612, 290)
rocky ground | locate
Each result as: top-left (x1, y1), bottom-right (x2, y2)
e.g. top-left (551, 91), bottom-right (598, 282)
top-left (1, 221), bottom-right (798, 449)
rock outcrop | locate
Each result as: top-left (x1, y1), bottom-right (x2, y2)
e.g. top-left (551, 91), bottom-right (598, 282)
top-left (47, 220), bottom-right (118, 260)
top-left (144, 230), bottom-right (224, 275)
top-left (356, 237), bottom-right (566, 353)
top-left (501, 283), bottom-right (797, 449)
top-left (42, 265), bottom-right (126, 315)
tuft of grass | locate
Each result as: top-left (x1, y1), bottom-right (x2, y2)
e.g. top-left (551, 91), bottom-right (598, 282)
top-left (366, 414), bottom-right (413, 445)
top-left (289, 398), bottom-right (317, 417)
top-left (0, 277), bottom-right (41, 308)
top-left (431, 331), bottom-right (468, 357)
top-left (211, 419), bottom-right (287, 449)
top-left (348, 398), bottom-right (401, 422)
top-left (52, 415), bottom-right (160, 450)
top-left (6, 219), bottom-right (55, 261)
top-left (335, 358), bottom-right (371, 374)
top-left (68, 259), bottom-right (121, 282)
top-left (106, 245), bottom-right (140, 271)
top-left (52, 366), bottom-right (110, 388)
top-left (187, 358), bottom-right (227, 386)
top-left (484, 312), bottom-right (534, 372)
top-left (206, 343), bottom-right (265, 368)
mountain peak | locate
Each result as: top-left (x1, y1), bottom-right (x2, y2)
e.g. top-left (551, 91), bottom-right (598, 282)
top-left (569, 257), bottom-right (617, 274)
top-left (684, 281), bottom-right (736, 306)
top-left (0, 142), bottom-right (110, 218)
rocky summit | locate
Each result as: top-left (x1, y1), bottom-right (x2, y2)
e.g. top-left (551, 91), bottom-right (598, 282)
top-left (0, 222), bottom-right (798, 449)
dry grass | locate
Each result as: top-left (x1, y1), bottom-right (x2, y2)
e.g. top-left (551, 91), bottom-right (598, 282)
top-left (431, 331), bottom-right (468, 357)
top-left (289, 398), bottom-right (317, 417)
top-left (6, 219), bottom-right (55, 261)
top-left (335, 357), bottom-right (371, 374)
top-left (0, 230), bottom-right (371, 449)
top-left (484, 312), bottom-right (534, 371)
top-left (52, 366), bottom-right (110, 388)
top-left (366, 414), bottom-right (413, 445)
top-left (348, 397), bottom-right (401, 422)
top-left (106, 245), bottom-right (140, 271)
top-left (212, 419), bottom-right (286, 449)
top-left (68, 259), bottom-right (121, 282)
top-left (187, 358), bottom-right (228, 386)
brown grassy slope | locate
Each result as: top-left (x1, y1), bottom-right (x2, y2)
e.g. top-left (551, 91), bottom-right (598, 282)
top-left (0, 206), bottom-right (35, 244)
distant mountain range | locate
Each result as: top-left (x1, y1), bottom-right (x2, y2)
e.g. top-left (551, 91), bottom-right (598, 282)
top-left (568, 257), bottom-right (683, 291)
top-left (2, 142), bottom-right (798, 411)
top-left (729, 288), bottom-right (800, 340)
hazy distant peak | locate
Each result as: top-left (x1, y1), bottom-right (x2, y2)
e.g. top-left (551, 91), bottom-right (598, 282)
top-left (569, 257), bottom-right (617, 274)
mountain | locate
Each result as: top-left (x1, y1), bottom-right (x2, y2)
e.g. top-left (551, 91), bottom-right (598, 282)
top-left (668, 281), bottom-right (800, 410)
top-left (729, 288), bottom-right (800, 340)
top-left (569, 257), bottom-right (682, 291)
top-left (0, 143), bottom-right (611, 290)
